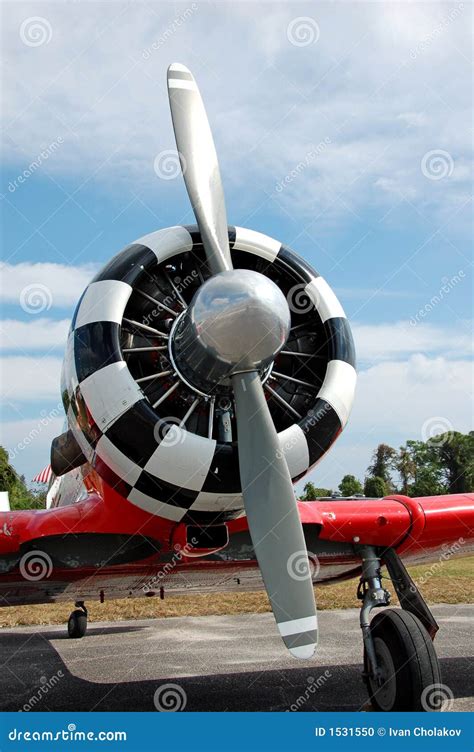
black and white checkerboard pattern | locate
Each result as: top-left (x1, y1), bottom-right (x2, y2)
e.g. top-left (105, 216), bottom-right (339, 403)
top-left (61, 225), bottom-right (356, 523)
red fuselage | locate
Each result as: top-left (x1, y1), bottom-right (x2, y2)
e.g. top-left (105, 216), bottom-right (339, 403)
top-left (1, 471), bottom-right (472, 608)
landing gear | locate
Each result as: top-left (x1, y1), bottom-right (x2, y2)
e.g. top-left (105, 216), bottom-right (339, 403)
top-left (364, 609), bottom-right (441, 711)
top-left (356, 545), bottom-right (441, 712)
top-left (67, 601), bottom-right (88, 638)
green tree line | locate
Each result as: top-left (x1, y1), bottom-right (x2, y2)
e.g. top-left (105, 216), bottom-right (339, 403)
top-left (0, 447), bottom-right (46, 510)
top-left (300, 431), bottom-right (474, 500)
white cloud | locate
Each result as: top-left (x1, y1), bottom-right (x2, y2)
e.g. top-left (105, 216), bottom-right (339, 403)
top-left (335, 287), bottom-right (415, 300)
top-left (1, 1), bottom-right (471, 225)
top-left (397, 112), bottom-right (427, 128)
top-left (0, 414), bottom-right (64, 479)
top-left (351, 354), bottom-right (472, 435)
top-left (303, 353), bottom-right (473, 489)
top-left (0, 261), bottom-right (98, 308)
top-left (0, 318), bottom-right (69, 351)
top-left (352, 320), bottom-right (473, 362)
top-left (0, 356), bottom-right (62, 401)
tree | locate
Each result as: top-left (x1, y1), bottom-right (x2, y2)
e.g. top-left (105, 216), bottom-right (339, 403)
top-left (338, 474), bottom-right (363, 496)
top-left (367, 444), bottom-right (396, 489)
top-left (364, 476), bottom-right (388, 497)
top-left (402, 440), bottom-right (445, 497)
top-left (0, 447), bottom-right (19, 493)
top-left (393, 446), bottom-right (417, 495)
top-left (410, 467), bottom-right (445, 497)
top-left (0, 446), bottom-right (44, 510)
top-left (434, 432), bottom-right (474, 494)
top-left (299, 482), bottom-right (332, 500)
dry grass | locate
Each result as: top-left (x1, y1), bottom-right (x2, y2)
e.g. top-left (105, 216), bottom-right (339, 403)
top-left (0, 557), bottom-right (472, 629)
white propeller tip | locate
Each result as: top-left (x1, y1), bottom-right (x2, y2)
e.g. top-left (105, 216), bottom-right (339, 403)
top-left (167, 63), bottom-right (197, 92)
top-left (278, 615), bottom-right (318, 659)
top-left (289, 643), bottom-right (316, 660)
top-left (168, 62), bottom-right (192, 75)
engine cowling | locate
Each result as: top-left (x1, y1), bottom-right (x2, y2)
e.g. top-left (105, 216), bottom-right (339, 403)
top-left (59, 224), bottom-right (356, 524)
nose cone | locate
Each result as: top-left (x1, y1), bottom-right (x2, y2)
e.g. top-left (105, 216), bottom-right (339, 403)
top-left (189, 269), bottom-right (290, 373)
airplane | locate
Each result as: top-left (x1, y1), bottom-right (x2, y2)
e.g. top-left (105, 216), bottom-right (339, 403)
top-left (1, 63), bottom-right (473, 713)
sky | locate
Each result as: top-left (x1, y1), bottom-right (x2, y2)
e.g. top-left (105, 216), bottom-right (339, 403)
top-left (0, 0), bottom-right (472, 492)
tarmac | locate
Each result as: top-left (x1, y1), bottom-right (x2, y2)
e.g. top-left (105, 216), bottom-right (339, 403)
top-left (0, 604), bottom-right (472, 712)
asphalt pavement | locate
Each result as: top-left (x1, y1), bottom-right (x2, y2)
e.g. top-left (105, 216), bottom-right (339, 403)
top-left (0, 604), bottom-right (472, 712)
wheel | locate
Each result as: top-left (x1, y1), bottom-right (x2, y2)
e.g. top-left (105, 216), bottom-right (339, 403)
top-left (364, 608), bottom-right (441, 711)
top-left (67, 609), bottom-right (87, 638)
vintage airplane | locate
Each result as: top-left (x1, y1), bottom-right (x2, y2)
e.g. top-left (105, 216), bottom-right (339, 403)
top-left (1, 64), bottom-right (473, 712)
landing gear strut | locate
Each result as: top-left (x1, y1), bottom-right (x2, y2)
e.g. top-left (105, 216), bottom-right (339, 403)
top-left (68, 601), bottom-right (88, 639)
top-left (356, 546), bottom-right (441, 712)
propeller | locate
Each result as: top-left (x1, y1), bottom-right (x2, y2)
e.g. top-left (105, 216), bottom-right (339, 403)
top-left (167, 63), bottom-right (232, 276)
top-left (167, 63), bottom-right (318, 658)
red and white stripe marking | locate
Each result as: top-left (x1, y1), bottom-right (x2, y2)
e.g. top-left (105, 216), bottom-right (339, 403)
top-left (32, 464), bottom-right (52, 484)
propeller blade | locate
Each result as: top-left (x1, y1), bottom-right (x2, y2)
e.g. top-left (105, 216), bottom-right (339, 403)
top-left (167, 63), bottom-right (315, 658)
top-left (232, 370), bottom-right (318, 659)
top-left (167, 63), bottom-right (232, 276)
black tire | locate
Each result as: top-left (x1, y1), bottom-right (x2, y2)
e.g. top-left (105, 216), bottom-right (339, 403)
top-left (364, 608), bottom-right (441, 711)
top-left (67, 609), bottom-right (87, 638)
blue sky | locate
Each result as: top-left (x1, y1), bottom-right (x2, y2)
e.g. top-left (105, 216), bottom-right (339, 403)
top-left (1, 0), bottom-right (472, 491)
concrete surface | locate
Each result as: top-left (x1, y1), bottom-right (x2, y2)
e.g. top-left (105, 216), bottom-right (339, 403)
top-left (0, 605), bottom-right (472, 712)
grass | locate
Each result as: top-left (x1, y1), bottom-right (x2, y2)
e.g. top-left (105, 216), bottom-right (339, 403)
top-left (0, 556), bottom-right (472, 629)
